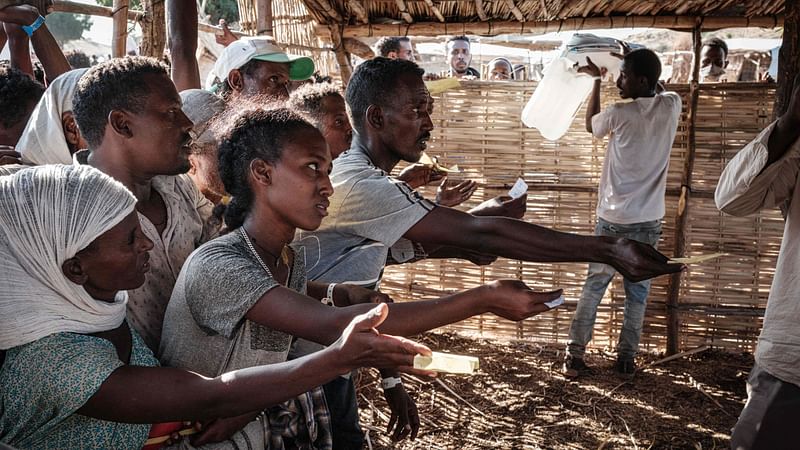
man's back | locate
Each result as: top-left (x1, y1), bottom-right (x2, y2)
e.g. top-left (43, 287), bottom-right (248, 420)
top-left (592, 92), bottom-right (682, 224)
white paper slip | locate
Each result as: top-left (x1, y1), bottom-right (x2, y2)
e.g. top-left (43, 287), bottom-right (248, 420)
top-left (413, 351), bottom-right (479, 374)
top-left (669, 253), bottom-right (726, 264)
top-left (508, 178), bottom-right (528, 199)
top-left (544, 295), bottom-right (565, 309)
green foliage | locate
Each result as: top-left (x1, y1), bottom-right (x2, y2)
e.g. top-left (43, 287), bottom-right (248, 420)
top-left (45, 12), bottom-right (92, 43)
top-left (204, 0), bottom-right (239, 24)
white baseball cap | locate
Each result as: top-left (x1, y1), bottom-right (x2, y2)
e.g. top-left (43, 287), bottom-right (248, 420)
top-left (213, 37), bottom-right (315, 84)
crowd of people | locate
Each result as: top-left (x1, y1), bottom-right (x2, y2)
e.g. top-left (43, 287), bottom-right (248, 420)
top-left (0, 1), bottom-right (797, 449)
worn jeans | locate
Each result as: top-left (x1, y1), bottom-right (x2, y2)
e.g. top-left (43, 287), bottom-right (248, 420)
top-left (567, 218), bottom-right (662, 361)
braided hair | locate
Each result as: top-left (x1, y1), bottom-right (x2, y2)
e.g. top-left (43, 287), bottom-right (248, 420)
top-left (217, 107), bottom-right (320, 230)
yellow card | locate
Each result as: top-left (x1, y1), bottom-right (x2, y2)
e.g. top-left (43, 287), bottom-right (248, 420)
top-left (419, 153), bottom-right (458, 173)
top-left (425, 78), bottom-right (461, 95)
top-left (413, 351), bottom-right (479, 374)
top-left (669, 253), bottom-right (726, 264)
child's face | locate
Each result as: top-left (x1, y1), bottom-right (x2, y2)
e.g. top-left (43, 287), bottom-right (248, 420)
top-left (320, 95), bottom-right (352, 159)
top-left (267, 130), bottom-right (333, 231)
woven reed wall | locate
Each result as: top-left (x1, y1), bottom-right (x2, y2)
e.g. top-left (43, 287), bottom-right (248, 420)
top-left (271, 0), bottom-right (337, 76)
top-left (382, 81), bottom-right (779, 353)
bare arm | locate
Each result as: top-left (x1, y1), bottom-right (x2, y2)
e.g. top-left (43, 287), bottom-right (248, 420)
top-left (767, 74), bottom-right (800, 165)
top-left (0, 5), bottom-right (69, 82)
top-left (77, 304), bottom-right (430, 423)
top-left (403, 206), bottom-right (682, 282)
top-left (3, 23), bottom-right (33, 76)
top-left (245, 280), bottom-right (560, 345)
top-left (577, 57), bottom-right (603, 133)
top-left (167, 0), bottom-right (201, 91)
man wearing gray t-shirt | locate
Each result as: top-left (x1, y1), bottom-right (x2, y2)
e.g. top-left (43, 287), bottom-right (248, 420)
top-left (294, 57), bottom-right (683, 448)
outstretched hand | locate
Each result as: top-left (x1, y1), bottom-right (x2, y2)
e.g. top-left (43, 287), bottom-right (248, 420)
top-left (215, 19), bottom-right (239, 47)
top-left (469, 194), bottom-right (527, 219)
top-left (482, 280), bottom-right (563, 321)
top-left (436, 178), bottom-right (477, 207)
top-left (609, 237), bottom-right (684, 282)
top-left (397, 163), bottom-right (445, 189)
top-left (334, 304), bottom-right (434, 376)
top-left (383, 384), bottom-right (420, 441)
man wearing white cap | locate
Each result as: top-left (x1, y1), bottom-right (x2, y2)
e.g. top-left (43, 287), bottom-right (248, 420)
top-left (208, 37), bottom-right (315, 101)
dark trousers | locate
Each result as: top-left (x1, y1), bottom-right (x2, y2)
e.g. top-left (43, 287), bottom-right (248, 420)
top-left (323, 375), bottom-right (364, 450)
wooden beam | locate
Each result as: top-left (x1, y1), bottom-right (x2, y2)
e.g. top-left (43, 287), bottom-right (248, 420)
top-left (333, 15), bottom-right (784, 38)
top-left (347, 0), bottom-right (370, 24)
top-left (422, 0), bottom-right (445, 23)
top-left (111, 0), bottom-right (128, 57)
top-left (773, 0), bottom-right (799, 119)
top-left (139, 0), bottom-right (166, 58)
top-left (197, 21), bottom-right (246, 37)
top-left (474, 0), bottom-right (488, 21)
top-left (313, 0), bottom-right (343, 22)
top-left (53, 0), bottom-right (142, 21)
top-left (666, 24), bottom-right (702, 355)
top-left (395, 0), bottom-right (414, 23)
top-left (505, 0), bottom-right (525, 22)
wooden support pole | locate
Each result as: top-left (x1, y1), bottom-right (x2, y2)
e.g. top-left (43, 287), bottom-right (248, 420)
top-left (666, 25), bottom-right (702, 355)
top-left (139, 0), bottom-right (166, 58)
top-left (330, 27), bottom-right (352, 85)
top-left (111, 0), bottom-right (129, 58)
top-left (330, 15), bottom-right (783, 38)
top-left (256, 0), bottom-right (273, 36)
top-left (773, 0), bottom-right (799, 119)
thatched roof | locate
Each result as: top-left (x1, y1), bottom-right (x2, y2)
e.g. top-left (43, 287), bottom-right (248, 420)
top-left (306, 0), bottom-right (785, 37)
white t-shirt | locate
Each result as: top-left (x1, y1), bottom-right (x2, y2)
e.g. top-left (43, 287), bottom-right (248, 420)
top-left (591, 92), bottom-right (682, 224)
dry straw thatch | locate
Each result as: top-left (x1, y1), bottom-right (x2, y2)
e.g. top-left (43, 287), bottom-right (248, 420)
top-left (382, 80), bottom-right (778, 354)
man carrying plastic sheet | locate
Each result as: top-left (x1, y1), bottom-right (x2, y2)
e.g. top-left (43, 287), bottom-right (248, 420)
top-left (715, 75), bottom-right (800, 450)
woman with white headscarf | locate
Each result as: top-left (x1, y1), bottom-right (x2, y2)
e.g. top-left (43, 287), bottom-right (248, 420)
top-left (15, 68), bottom-right (89, 165)
top-left (0, 165), bottom-right (430, 449)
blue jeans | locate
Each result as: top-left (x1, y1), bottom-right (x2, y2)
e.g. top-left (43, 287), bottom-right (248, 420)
top-left (567, 218), bottom-right (662, 361)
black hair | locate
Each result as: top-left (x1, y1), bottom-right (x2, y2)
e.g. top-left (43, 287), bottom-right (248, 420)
top-left (287, 82), bottom-right (343, 127)
top-left (0, 66), bottom-right (44, 130)
top-left (447, 35), bottom-right (471, 47)
top-left (703, 37), bottom-right (729, 58)
top-left (218, 108), bottom-right (320, 229)
top-left (623, 48), bottom-right (662, 90)
top-left (375, 36), bottom-right (410, 57)
top-left (65, 49), bottom-right (92, 69)
top-left (344, 57), bottom-right (424, 132)
top-left (72, 56), bottom-right (168, 148)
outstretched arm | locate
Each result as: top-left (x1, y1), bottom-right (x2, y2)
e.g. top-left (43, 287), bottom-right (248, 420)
top-left (403, 206), bottom-right (682, 282)
top-left (577, 57), bottom-right (603, 133)
top-left (0, 5), bottom-right (69, 82)
top-left (77, 304), bottom-right (430, 424)
top-left (167, 0), bottom-right (201, 91)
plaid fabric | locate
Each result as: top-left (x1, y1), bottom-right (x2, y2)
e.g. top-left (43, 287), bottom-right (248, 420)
top-left (265, 387), bottom-right (332, 450)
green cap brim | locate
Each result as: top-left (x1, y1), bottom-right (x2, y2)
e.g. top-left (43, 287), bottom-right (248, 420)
top-left (252, 53), bottom-right (315, 81)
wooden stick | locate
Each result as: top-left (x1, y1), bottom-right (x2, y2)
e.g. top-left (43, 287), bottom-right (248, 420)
top-left (666, 23), bottom-right (702, 355)
top-left (111, 0), bottom-right (128, 58)
top-left (334, 15), bottom-right (784, 38)
top-left (647, 345), bottom-right (709, 367)
top-left (139, 0), bottom-right (166, 58)
top-left (434, 378), bottom-right (488, 418)
top-left (347, 0), bottom-right (369, 24)
top-left (505, 0), bottom-right (525, 22)
top-left (474, 0), bottom-right (488, 21)
top-left (395, 0), bottom-right (414, 23)
top-left (52, 0), bottom-right (142, 21)
top-left (422, 0), bottom-right (445, 23)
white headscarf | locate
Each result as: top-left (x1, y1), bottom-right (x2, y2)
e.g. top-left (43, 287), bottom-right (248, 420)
top-left (17, 68), bottom-right (88, 165)
top-left (0, 165), bottom-right (137, 349)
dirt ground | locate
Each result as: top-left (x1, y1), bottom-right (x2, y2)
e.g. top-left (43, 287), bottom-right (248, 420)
top-left (356, 332), bottom-right (753, 449)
